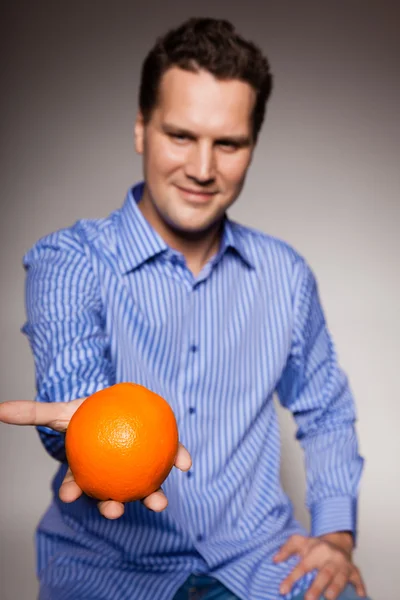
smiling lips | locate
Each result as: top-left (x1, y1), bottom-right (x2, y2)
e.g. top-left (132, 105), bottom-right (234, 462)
top-left (176, 185), bottom-right (218, 202)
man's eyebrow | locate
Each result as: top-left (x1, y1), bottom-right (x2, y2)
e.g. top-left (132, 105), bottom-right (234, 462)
top-left (162, 124), bottom-right (196, 138)
top-left (162, 123), bottom-right (252, 146)
top-left (215, 134), bottom-right (252, 146)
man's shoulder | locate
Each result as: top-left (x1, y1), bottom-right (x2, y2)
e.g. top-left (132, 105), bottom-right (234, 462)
top-left (229, 219), bottom-right (306, 269)
top-left (23, 212), bottom-right (119, 267)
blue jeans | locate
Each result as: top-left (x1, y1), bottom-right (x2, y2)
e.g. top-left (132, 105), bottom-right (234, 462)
top-left (172, 574), bottom-right (372, 600)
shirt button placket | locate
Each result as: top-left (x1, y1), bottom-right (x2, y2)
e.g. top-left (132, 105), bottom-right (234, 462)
top-left (188, 345), bottom-right (198, 418)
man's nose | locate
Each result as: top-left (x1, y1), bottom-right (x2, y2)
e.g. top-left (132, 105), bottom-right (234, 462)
top-left (185, 142), bottom-right (216, 184)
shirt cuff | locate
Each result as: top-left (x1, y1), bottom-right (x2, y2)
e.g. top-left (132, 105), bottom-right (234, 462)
top-left (310, 496), bottom-right (358, 543)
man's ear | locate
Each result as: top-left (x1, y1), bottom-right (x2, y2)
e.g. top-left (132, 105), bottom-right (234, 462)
top-left (134, 111), bottom-right (145, 154)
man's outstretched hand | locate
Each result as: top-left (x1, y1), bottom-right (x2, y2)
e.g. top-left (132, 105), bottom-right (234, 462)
top-left (0, 399), bottom-right (192, 519)
top-left (274, 533), bottom-right (367, 600)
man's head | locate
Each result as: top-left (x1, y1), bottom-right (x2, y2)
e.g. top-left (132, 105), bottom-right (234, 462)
top-left (139, 18), bottom-right (273, 144)
top-left (135, 18), bottom-right (273, 242)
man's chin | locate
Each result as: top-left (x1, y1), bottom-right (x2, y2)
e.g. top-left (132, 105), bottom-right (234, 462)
top-left (166, 216), bottom-right (223, 240)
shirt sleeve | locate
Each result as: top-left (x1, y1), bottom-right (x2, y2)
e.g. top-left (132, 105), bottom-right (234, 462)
top-left (276, 258), bottom-right (364, 543)
top-left (21, 229), bottom-right (114, 462)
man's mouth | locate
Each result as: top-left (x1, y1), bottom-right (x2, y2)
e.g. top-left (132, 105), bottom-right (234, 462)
top-left (175, 185), bottom-right (218, 201)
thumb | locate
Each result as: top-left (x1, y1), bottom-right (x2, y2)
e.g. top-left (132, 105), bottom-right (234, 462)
top-left (174, 442), bottom-right (192, 471)
top-left (273, 535), bottom-right (305, 563)
top-left (0, 398), bottom-right (85, 431)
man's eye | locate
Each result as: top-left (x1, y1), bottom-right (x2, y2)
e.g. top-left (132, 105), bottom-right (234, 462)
top-left (170, 133), bottom-right (189, 142)
top-left (218, 141), bottom-right (238, 150)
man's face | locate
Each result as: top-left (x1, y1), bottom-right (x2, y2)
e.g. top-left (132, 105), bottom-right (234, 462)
top-left (135, 67), bottom-right (256, 236)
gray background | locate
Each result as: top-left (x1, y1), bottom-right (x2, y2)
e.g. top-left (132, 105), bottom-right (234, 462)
top-left (1, 1), bottom-right (399, 599)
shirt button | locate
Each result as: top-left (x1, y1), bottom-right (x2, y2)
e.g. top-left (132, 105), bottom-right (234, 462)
top-left (189, 407), bottom-right (196, 414)
top-left (187, 471), bottom-right (193, 478)
top-left (190, 345), bottom-right (198, 353)
top-left (196, 534), bottom-right (203, 542)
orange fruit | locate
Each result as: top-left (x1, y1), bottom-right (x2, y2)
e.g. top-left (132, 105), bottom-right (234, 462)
top-left (65, 383), bottom-right (179, 502)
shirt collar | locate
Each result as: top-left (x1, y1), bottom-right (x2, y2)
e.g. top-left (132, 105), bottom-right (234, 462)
top-left (117, 182), bottom-right (168, 274)
top-left (218, 216), bottom-right (254, 269)
top-left (117, 182), bottom-right (254, 274)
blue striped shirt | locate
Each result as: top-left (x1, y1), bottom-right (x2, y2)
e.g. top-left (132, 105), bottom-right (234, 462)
top-left (22, 182), bottom-right (364, 600)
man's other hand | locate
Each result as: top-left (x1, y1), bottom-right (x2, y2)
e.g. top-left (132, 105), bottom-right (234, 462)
top-left (274, 533), bottom-right (367, 600)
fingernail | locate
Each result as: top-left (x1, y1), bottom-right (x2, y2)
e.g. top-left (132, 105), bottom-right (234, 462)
top-left (280, 585), bottom-right (289, 594)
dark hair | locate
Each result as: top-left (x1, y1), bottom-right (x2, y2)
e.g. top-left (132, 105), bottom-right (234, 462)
top-left (139, 17), bottom-right (273, 142)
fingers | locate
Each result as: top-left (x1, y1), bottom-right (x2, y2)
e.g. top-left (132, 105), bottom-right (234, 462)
top-left (59, 467), bottom-right (83, 503)
top-left (275, 535), bottom-right (311, 595)
top-left (280, 561), bottom-right (308, 595)
top-left (304, 562), bottom-right (345, 600)
top-left (97, 500), bottom-right (125, 520)
top-left (274, 534), bottom-right (308, 563)
top-left (63, 486), bottom-right (171, 518)
top-left (141, 488), bottom-right (168, 512)
top-left (174, 442), bottom-right (192, 472)
top-left (98, 489), bottom-right (169, 518)
top-left (59, 467), bottom-right (125, 520)
top-left (349, 566), bottom-right (367, 597)
top-left (276, 533), bottom-right (367, 600)
top-left (98, 451), bottom-right (189, 517)
top-left (0, 398), bottom-right (84, 431)
top-left (322, 570), bottom-right (349, 600)
top-left (99, 488), bottom-right (170, 519)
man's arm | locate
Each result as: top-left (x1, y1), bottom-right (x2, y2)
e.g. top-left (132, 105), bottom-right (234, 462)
top-left (275, 258), bottom-right (366, 599)
top-left (277, 257), bottom-right (364, 540)
top-left (21, 228), bottom-right (114, 461)
top-left (1, 227), bottom-right (192, 519)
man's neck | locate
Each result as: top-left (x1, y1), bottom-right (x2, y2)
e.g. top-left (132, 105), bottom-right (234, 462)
top-left (138, 193), bottom-right (223, 277)
top-left (178, 226), bottom-right (222, 276)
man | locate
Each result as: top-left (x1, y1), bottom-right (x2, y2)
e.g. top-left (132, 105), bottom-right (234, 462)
top-left (0, 17), bottom-right (370, 600)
